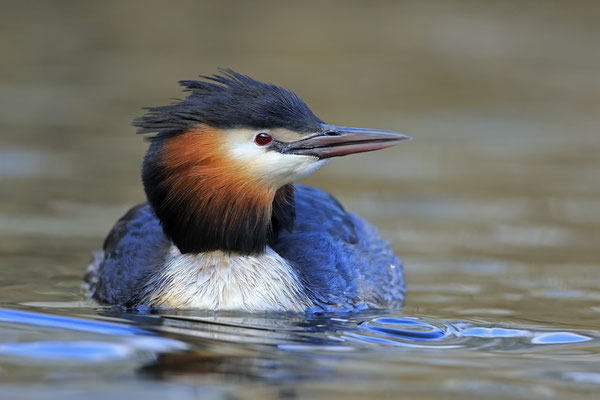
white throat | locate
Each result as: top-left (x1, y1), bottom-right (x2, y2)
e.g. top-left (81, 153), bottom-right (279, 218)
top-left (142, 246), bottom-right (313, 311)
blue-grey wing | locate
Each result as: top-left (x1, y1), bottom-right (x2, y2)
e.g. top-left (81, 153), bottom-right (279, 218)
top-left (84, 203), bottom-right (171, 306)
top-left (272, 185), bottom-right (405, 311)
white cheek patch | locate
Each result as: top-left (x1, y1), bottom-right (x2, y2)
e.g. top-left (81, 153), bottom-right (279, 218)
top-left (251, 152), bottom-right (329, 186)
top-left (224, 129), bottom-right (329, 187)
top-left (229, 140), bottom-right (263, 160)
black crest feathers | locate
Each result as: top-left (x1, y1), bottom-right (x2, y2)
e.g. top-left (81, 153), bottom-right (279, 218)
top-left (133, 69), bottom-right (323, 138)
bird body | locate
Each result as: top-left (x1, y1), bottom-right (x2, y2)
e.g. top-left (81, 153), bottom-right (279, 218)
top-left (85, 70), bottom-right (409, 312)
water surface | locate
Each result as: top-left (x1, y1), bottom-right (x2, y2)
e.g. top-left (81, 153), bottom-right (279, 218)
top-left (1, 1), bottom-right (599, 399)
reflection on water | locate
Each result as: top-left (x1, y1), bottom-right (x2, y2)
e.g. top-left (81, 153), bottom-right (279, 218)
top-left (1, 0), bottom-right (600, 399)
top-left (1, 308), bottom-right (598, 399)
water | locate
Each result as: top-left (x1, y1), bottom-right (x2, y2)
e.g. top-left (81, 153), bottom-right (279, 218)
top-left (1, 1), bottom-right (599, 399)
top-left (1, 308), bottom-right (598, 399)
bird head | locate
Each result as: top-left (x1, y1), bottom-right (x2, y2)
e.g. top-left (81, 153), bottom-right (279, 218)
top-left (135, 70), bottom-right (410, 255)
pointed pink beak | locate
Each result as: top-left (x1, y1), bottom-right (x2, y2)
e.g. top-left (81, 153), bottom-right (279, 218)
top-left (282, 124), bottom-right (411, 159)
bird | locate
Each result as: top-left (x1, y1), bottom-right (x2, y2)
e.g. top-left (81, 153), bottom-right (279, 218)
top-left (84, 70), bottom-right (411, 312)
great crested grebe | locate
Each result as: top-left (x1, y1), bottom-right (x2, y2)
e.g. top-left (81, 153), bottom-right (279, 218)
top-left (85, 70), bottom-right (411, 312)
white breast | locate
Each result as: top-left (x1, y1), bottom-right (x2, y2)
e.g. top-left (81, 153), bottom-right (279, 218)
top-left (143, 246), bottom-right (313, 311)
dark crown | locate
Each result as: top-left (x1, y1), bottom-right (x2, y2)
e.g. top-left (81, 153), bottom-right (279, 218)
top-left (133, 69), bottom-right (323, 138)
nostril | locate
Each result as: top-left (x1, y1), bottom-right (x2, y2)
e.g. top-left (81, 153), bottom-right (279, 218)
top-left (324, 130), bottom-right (340, 136)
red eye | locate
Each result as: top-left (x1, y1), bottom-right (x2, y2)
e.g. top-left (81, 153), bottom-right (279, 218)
top-left (254, 132), bottom-right (272, 146)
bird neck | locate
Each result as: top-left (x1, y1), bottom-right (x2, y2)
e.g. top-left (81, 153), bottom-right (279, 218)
top-left (142, 129), bottom-right (295, 255)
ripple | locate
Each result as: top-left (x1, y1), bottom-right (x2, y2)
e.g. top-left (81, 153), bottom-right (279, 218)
top-left (359, 318), bottom-right (447, 341)
top-left (562, 372), bottom-right (600, 385)
top-left (0, 341), bottom-right (134, 362)
top-left (0, 308), bottom-right (188, 364)
top-left (0, 308), bottom-right (149, 336)
top-left (354, 316), bottom-right (596, 350)
top-left (530, 332), bottom-right (591, 345)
